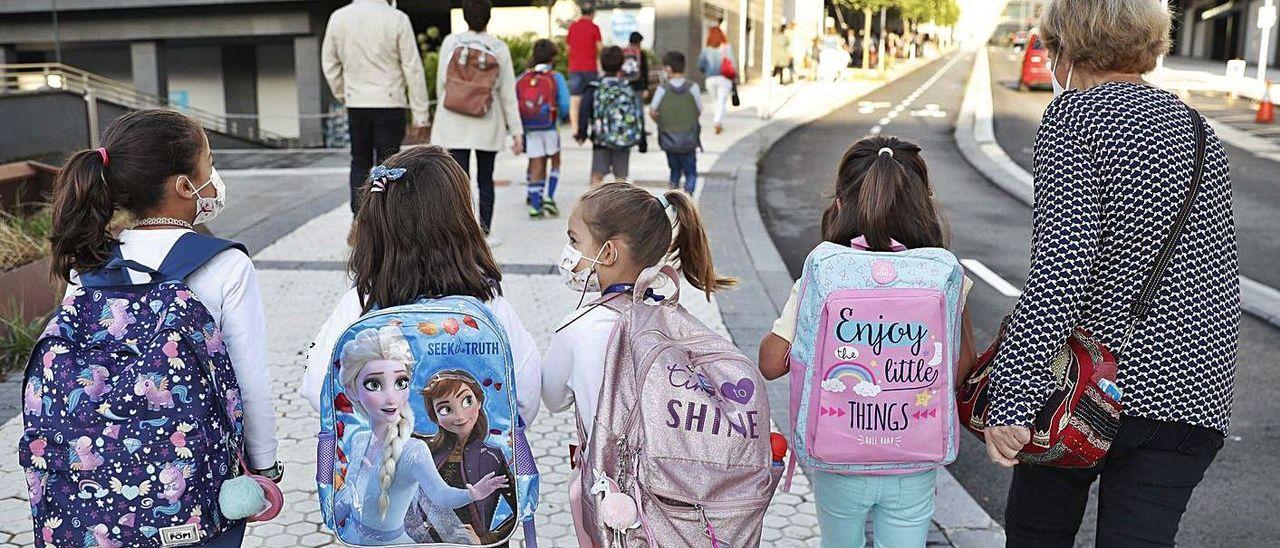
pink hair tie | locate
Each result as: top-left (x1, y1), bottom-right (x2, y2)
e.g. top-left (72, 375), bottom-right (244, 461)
top-left (96, 147), bottom-right (109, 166)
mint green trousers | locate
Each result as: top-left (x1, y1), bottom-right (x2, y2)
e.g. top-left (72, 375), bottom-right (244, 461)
top-left (809, 468), bottom-right (938, 548)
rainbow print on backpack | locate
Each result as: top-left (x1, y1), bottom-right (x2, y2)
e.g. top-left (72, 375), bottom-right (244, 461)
top-left (786, 237), bottom-right (963, 484)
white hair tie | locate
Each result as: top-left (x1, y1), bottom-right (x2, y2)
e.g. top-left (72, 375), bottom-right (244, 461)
top-left (878, 147), bottom-right (894, 157)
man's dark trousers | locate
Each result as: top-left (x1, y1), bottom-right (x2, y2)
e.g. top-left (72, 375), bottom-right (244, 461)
top-left (348, 108), bottom-right (406, 213)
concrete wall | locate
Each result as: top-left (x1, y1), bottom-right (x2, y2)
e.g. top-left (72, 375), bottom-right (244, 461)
top-left (61, 47), bottom-right (133, 83)
top-left (165, 45), bottom-right (226, 117)
top-left (255, 43), bottom-right (300, 138)
top-left (0, 93), bottom-right (89, 163)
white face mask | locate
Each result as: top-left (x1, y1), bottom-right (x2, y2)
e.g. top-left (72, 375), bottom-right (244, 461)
top-left (184, 167), bottom-right (227, 225)
top-left (558, 242), bottom-right (604, 294)
top-left (1051, 56), bottom-right (1073, 98)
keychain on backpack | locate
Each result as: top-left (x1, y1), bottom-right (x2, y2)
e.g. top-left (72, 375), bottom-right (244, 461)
top-left (219, 455), bottom-right (284, 522)
top-left (590, 476), bottom-right (640, 532)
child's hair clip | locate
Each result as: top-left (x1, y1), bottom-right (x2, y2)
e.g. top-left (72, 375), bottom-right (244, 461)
top-left (369, 165), bottom-right (407, 193)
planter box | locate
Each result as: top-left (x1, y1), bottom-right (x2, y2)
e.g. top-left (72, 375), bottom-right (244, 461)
top-left (0, 256), bottom-right (64, 337)
top-left (0, 160), bottom-right (58, 215)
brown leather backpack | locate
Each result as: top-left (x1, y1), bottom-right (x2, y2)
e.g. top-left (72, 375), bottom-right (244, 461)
top-left (443, 41), bottom-right (500, 117)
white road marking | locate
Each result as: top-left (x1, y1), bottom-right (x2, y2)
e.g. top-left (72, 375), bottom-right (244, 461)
top-left (961, 259), bottom-right (1023, 298)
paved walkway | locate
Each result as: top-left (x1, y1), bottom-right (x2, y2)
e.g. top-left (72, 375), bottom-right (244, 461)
top-left (0, 59), bottom-right (989, 546)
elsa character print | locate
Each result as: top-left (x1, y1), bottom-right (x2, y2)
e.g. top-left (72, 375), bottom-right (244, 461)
top-left (334, 326), bottom-right (508, 545)
top-left (405, 370), bottom-right (518, 545)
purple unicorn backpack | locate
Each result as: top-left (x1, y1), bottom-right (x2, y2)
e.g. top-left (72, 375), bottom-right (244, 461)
top-left (20, 233), bottom-right (248, 548)
top-left (576, 266), bottom-right (780, 547)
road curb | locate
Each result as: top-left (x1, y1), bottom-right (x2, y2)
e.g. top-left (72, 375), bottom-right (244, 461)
top-left (955, 47), bottom-right (1280, 331)
top-left (702, 53), bottom-right (1005, 548)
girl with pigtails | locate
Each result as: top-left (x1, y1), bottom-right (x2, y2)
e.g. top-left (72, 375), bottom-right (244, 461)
top-left (334, 326), bottom-right (507, 544)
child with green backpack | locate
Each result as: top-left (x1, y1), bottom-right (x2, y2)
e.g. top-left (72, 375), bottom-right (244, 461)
top-left (649, 51), bottom-right (703, 193)
top-left (575, 46), bottom-right (643, 186)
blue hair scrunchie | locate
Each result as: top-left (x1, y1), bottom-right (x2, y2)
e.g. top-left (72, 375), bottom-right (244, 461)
top-left (369, 165), bottom-right (407, 193)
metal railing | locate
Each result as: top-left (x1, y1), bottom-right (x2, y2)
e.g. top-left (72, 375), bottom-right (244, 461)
top-left (0, 63), bottom-right (292, 147)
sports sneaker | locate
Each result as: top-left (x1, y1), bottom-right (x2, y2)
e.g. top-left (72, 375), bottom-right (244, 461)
top-left (528, 206), bottom-right (544, 218)
top-left (543, 199), bottom-right (560, 216)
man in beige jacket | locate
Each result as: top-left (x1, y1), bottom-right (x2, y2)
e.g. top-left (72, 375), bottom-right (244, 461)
top-left (322, 0), bottom-right (430, 213)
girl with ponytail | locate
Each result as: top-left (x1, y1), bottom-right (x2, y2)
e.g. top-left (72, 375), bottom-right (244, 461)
top-left (541, 181), bottom-right (735, 545)
top-left (334, 326), bottom-right (507, 545)
top-left (757, 135), bottom-right (977, 546)
top-left (48, 108), bottom-right (278, 547)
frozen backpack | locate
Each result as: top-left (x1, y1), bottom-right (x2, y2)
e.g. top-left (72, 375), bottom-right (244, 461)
top-left (517, 67), bottom-right (559, 131)
top-left (576, 266), bottom-right (779, 547)
top-left (20, 233), bottom-right (248, 547)
top-left (589, 80), bottom-right (642, 149)
top-left (785, 237), bottom-right (963, 486)
top-left (316, 295), bottom-right (540, 547)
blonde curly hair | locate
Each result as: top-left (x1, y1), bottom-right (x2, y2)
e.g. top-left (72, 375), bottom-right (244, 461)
top-left (340, 325), bottom-right (416, 518)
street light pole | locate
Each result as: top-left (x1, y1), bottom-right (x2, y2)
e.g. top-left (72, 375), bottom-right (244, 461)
top-left (51, 0), bottom-right (63, 64)
top-left (762, 0), bottom-right (774, 118)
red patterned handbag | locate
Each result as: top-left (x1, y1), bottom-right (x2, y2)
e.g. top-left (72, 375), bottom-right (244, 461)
top-left (956, 105), bottom-right (1207, 468)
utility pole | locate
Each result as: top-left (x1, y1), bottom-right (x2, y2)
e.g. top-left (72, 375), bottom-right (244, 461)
top-left (763, 0), bottom-right (774, 118)
top-left (51, 0), bottom-right (63, 64)
top-left (740, 0), bottom-right (750, 81)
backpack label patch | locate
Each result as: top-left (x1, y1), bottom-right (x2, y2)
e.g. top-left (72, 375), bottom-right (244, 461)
top-left (159, 524), bottom-right (202, 546)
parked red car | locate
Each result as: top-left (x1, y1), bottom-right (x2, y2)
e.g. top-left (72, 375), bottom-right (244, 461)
top-left (1019, 31), bottom-right (1053, 91)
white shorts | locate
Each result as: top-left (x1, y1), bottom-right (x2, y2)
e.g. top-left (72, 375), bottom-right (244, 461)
top-left (524, 129), bottom-right (561, 158)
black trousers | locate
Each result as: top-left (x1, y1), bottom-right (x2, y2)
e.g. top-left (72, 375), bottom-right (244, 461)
top-left (348, 108), bottom-right (406, 213)
top-left (448, 149), bottom-right (497, 233)
top-left (1005, 416), bottom-right (1224, 548)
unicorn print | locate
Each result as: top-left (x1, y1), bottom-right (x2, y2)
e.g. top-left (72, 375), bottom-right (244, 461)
top-left (157, 460), bottom-right (195, 507)
top-left (98, 299), bottom-right (136, 340)
top-left (225, 388), bottom-right (242, 421)
top-left (161, 332), bottom-right (186, 369)
top-left (77, 364), bottom-right (113, 401)
top-left (24, 377), bottom-right (50, 417)
top-left (133, 373), bottom-right (190, 411)
top-left (68, 436), bottom-right (104, 471)
top-left (83, 523), bottom-right (122, 548)
top-left (41, 343), bottom-right (68, 382)
top-left (170, 422), bottom-right (194, 459)
top-left (25, 468), bottom-right (46, 505)
top-left (201, 322), bottom-right (225, 355)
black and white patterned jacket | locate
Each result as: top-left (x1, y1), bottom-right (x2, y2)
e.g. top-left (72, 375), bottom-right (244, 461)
top-left (988, 82), bottom-right (1240, 434)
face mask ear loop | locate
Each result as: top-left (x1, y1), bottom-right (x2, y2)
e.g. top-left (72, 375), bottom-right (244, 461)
top-left (575, 243), bottom-right (609, 309)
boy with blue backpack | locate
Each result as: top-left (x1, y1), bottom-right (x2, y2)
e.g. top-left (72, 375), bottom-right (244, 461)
top-left (649, 51), bottom-right (703, 194)
top-left (517, 39), bottom-right (571, 218)
top-left (575, 45), bottom-right (643, 186)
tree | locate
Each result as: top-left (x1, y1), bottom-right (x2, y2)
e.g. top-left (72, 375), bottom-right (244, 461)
top-left (834, 0), bottom-right (895, 69)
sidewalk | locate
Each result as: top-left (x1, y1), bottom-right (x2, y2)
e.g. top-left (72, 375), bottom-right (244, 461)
top-left (0, 59), bottom-right (993, 547)
top-left (1149, 56), bottom-right (1280, 164)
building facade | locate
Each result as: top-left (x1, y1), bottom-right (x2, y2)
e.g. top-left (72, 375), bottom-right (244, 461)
top-left (1172, 0), bottom-right (1279, 65)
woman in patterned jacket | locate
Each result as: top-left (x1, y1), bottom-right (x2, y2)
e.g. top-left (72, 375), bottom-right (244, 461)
top-left (983, 1), bottom-right (1239, 546)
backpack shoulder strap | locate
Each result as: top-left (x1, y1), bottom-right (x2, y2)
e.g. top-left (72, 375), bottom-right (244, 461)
top-left (156, 232), bottom-right (248, 282)
top-left (77, 244), bottom-right (163, 288)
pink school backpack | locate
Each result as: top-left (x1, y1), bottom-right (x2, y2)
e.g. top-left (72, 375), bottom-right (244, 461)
top-left (785, 237), bottom-right (963, 486)
top-left (576, 266), bottom-right (780, 547)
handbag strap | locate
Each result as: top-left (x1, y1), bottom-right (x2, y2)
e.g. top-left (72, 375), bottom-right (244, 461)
top-left (1120, 106), bottom-right (1207, 353)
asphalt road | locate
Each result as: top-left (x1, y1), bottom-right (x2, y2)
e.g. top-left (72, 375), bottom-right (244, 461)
top-left (758, 51), bottom-right (1280, 546)
top-left (988, 47), bottom-right (1280, 291)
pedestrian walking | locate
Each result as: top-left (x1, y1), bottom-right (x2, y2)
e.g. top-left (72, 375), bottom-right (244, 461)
top-left (772, 22), bottom-right (794, 85)
top-left (757, 136), bottom-right (977, 548)
top-left (575, 46), bottom-right (643, 185)
top-left (322, 0), bottom-right (430, 214)
top-left (565, 1), bottom-right (602, 134)
top-left (517, 39), bottom-right (571, 218)
top-left (432, 0), bottom-right (523, 246)
top-left (698, 26), bottom-right (735, 135)
top-left (981, 1), bottom-right (1238, 546)
top-left (622, 31), bottom-right (651, 153)
top-left (31, 109), bottom-right (282, 548)
top-left (649, 51), bottom-right (703, 193)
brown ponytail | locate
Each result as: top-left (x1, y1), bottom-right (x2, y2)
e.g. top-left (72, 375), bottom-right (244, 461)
top-left (821, 136), bottom-right (947, 252)
top-left (663, 190), bottom-right (737, 296)
top-left (49, 109), bottom-right (205, 282)
top-left (577, 182), bottom-right (736, 301)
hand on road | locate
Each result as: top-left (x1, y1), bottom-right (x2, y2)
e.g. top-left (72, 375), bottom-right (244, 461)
top-left (985, 425), bottom-right (1030, 468)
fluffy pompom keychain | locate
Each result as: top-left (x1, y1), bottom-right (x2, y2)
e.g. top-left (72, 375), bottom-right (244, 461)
top-left (590, 476), bottom-right (641, 531)
top-left (220, 457), bottom-right (283, 522)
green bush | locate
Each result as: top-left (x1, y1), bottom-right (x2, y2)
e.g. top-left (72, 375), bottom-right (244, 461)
top-left (0, 311), bottom-right (43, 380)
